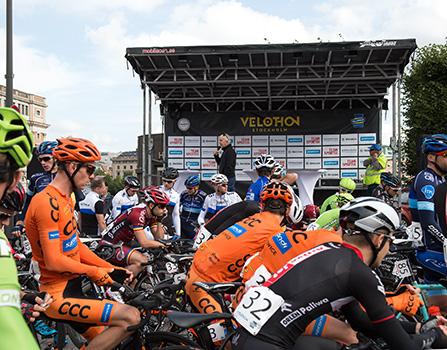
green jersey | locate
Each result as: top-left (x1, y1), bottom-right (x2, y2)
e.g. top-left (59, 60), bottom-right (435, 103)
top-left (320, 192), bottom-right (354, 213)
top-left (0, 229), bottom-right (39, 349)
top-left (307, 208), bottom-right (340, 231)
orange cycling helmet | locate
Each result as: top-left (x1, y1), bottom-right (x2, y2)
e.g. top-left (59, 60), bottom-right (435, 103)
top-left (53, 137), bottom-right (101, 163)
top-left (260, 181), bottom-right (293, 207)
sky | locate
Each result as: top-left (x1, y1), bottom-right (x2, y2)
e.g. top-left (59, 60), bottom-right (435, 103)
top-left (0, 0), bottom-right (446, 152)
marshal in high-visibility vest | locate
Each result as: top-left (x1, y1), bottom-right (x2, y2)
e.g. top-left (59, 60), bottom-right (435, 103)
top-left (363, 144), bottom-right (388, 192)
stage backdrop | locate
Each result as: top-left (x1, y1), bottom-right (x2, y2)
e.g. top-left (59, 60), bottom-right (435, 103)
top-left (165, 109), bottom-right (380, 182)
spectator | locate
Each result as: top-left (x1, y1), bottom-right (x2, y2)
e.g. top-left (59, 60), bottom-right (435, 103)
top-left (79, 176), bottom-right (108, 237)
top-left (213, 132), bottom-right (237, 191)
top-left (363, 144), bottom-right (388, 195)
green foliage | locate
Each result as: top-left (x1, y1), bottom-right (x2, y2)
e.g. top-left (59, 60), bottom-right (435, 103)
top-left (402, 44), bottom-right (447, 176)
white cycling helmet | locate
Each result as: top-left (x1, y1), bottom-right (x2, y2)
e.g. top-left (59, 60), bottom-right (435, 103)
top-left (210, 173), bottom-right (228, 185)
top-left (272, 162), bottom-right (286, 179)
top-left (285, 183), bottom-right (304, 224)
top-left (254, 154), bottom-right (276, 169)
top-left (340, 197), bottom-right (399, 235)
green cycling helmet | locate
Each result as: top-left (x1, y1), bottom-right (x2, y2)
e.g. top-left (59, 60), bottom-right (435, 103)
top-left (0, 107), bottom-right (34, 167)
top-left (339, 178), bottom-right (356, 192)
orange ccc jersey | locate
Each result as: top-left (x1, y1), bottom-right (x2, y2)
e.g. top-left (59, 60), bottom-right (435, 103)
top-left (192, 211), bottom-right (284, 282)
top-left (25, 185), bottom-right (113, 284)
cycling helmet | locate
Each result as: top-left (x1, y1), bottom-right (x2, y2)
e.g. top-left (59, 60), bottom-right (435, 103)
top-left (161, 167), bottom-right (179, 180)
top-left (260, 181), bottom-right (293, 207)
top-left (288, 189), bottom-right (304, 224)
top-left (0, 182), bottom-right (25, 213)
top-left (140, 186), bottom-right (170, 205)
top-left (210, 173), bottom-right (228, 185)
top-left (339, 178), bottom-right (356, 192)
top-left (53, 137), bottom-right (101, 163)
top-left (272, 162), bottom-right (286, 179)
top-left (340, 197), bottom-right (399, 235)
top-left (380, 172), bottom-right (401, 189)
top-left (335, 192), bottom-right (353, 207)
top-left (369, 144), bottom-right (382, 152)
top-left (37, 140), bottom-right (58, 156)
top-left (303, 204), bottom-right (320, 223)
top-left (0, 107), bottom-right (34, 168)
top-left (254, 154), bottom-right (276, 169)
top-left (185, 175), bottom-right (200, 187)
top-left (422, 134), bottom-right (447, 154)
top-left (124, 175), bottom-right (140, 189)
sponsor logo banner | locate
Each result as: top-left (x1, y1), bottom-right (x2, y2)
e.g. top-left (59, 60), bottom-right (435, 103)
top-left (322, 169), bottom-right (340, 179)
top-left (184, 136), bottom-right (200, 146)
top-left (358, 157), bottom-right (368, 168)
top-left (287, 158), bottom-right (304, 169)
top-left (305, 135), bottom-right (322, 146)
top-left (341, 170), bottom-right (359, 178)
top-left (168, 136), bottom-right (184, 147)
top-left (201, 148), bottom-right (215, 158)
top-left (252, 135), bottom-right (269, 146)
top-left (240, 115), bottom-right (300, 133)
top-left (235, 136), bottom-right (252, 146)
top-left (341, 158), bottom-right (358, 168)
top-left (201, 136), bottom-right (217, 147)
top-left (270, 147), bottom-right (286, 158)
top-left (358, 133), bottom-right (377, 144)
top-left (270, 135), bottom-right (286, 146)
top-left (168, 148), bottom-right (184, 158)
top-left (322, 134), bottom-right (340, 145)
top-left (322, 158), bottom-right (340, 168)
top-left (201, 171), bottom-right (215, 180)
top-left (185, 159), bottom-right (201, 170)
top-left (202, 159), bottom-right (217, 169)
top-left (305, 158), bottom-right (321, 169)
top-left (235, 148), bottom-right (252, 158)
top-left (287, 135), bottom-right (304, 146)
top-left (168, 159), bottom-right (183, 169)
top-left (341, 146), bottom-right (358, 157)
top-left (358, 145), bottom-right (371, 157)
top-left (252, 147), bottom-right (269, 157)
top-left (287, 147), bottom-right (304, 158)
top-left (185, 147), bottom-right (200, 157)
top-left (236, 159), bottom-right (252, 170)
top-left (236, 171), bottom-right (251, 181)
top-left (341, 134), bottom-right (358, 145)
top-left (305, 147), bottom-right (322, 157)
top-left (323, 146), bottom-right (339, 157)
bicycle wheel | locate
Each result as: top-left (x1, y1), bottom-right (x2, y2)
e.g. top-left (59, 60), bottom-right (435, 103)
top-left (144, 331), bottom-right (199, 349)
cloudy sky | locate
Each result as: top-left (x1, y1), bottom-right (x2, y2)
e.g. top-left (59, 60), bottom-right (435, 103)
top-left (0, 0), bottom-right (446, 152)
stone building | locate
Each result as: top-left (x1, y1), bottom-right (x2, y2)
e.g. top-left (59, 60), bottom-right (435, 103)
top-left (111, 151), bottom-right (138, 178)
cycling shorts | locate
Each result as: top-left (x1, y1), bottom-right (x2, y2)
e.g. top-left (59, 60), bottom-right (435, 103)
top-left (41, 277), bottom-right (119, 327)
top-left (185, 266), bottom-right (223, 314)
top-left (99, 241), bottom-right (137, 267)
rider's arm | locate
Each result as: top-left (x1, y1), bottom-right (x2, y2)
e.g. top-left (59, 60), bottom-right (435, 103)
top-left (134, 229), bottom-right (164, 249)
top-left (78, 240), bottom-right (114, 269)
top-left (415, 174), bottom-right (446, 244)
top-left (150, 222), bottom-right (165, 240)
top-left (283, 172), bottom-right (298, 186)
top-left (197, 196), bottom-right (209, 226)
top-left (172, 200), bottom-right (181, 236)
top-left (94, 200), bottom-right (106, 232)
top-left (110, 193), bottom-right (121, 220)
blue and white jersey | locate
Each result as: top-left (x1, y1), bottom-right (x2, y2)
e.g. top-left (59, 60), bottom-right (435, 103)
top-left (245, 176), bottom-right (270, 202)
top-left (197, 191), bottom-right (242, 225)
top-left (110, 189), bottom-right (139, 221)
top-left (19, 171), bottom-right (56, 220)
top-left (409, 168), bottom-right (445, 251)
top-left (79, 191), bottom-right (104, 236)
top-left (159, 185), bottom-right (181, 236)
top-left (180, 189), bottom-right (207, 225)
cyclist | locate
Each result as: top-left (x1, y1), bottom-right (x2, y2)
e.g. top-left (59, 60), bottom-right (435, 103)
top-left (307, 207), bottom-right (342, 232)
top-left (159, 167), bottom-right (181, 237)
top-left (193, 200), bottom-right (261, 248)
top-left (372, 172), bottom-right (401, 208)
top-left (179, 175), bottom-right (206, 239)
top-left (25, 137), bottom-right (140, 350)
top-left (186, 181), bottom-right (302, 314)
top-left (109, 175), bottom-right (140, 222)
top-left (79, 176), bottom-right (108, 237)
top-left (294, 204), bottom-right (320, 230)
top-left (0, 107), bottom-right (45, 349)
top-left (271, 161), bottom-right (298, 186)
top-left (101, 186), bottom-right (168, 275)
top-left (18, 140), bottom-right (58, 222)
top-left (246, 154), bottom-right (276, 202)
top-left (232, 197), bottom-right (445, 350)
top-left (197, 173), bottom-right (241, 226)
top-left (320, 178), bottom-right (355, 213)
top-left (409, 134), bottom-right (447, 304)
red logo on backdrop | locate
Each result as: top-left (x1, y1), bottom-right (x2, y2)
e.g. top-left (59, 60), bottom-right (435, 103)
top-left (170, 138), bottom-right (183, 145)
top-left (306, 136), bottom-right (321, 145)
top-left (324, 147), bottom-right (339, 156)
top-left (342, 159), bottom-right (357, 167)
top-left (186, 149), bottom-right (200, 157)
top-left (236, 137), bottom-right (251, 146)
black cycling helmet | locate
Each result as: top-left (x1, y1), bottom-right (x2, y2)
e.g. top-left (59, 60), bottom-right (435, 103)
top-left (123, 175), bottom-right (140, 189)
top-left (0, 182), bottom-right (25, 214)
top-left (162, 167), bottom-right (179, 180)
top-left (380, 172), bottom-right (401, 189)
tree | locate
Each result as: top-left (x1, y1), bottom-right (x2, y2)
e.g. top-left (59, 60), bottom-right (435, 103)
top-left (402, 44), bottom-right (447, 176)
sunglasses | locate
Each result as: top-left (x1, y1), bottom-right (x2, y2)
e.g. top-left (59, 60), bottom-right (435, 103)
top-left (156, 204), bottom-right (167, 209)
top-left (186, 186), bottom-right (198, 190)
top-left (163, 179), bottom-right (174, 184)
top-left (435, 151), bottom-right (447, 158)
top-left (38, 156), bottom-right (52, 163)
top-left (82, 164), bottom-right (96, 176)
top-left (340, 188), bottom-right (353, 194)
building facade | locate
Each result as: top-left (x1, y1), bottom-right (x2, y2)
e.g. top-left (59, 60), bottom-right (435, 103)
top-left (111, 151), bottom-right (138, 178)
top-left (0, 85), bottom-right (49, 145)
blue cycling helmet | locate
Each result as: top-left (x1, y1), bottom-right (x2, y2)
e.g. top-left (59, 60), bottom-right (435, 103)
top-left (185, 175), bottom-right (200, 187)
top-left (369, 144), bottom-right (382, 152)
top-left (422, 134), bottom-right (447, 154)
top-left (37, 140), bottom-right (58, 155)
top-left (380, 172), bottom-right (401, 189)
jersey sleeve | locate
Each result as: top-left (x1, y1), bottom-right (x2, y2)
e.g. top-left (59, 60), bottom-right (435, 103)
top-left (172, 199), bottom-right (181, 236)
top-left (414, 172), bottom-right (445, 244)
top-left (198, 196), bottom-right (209, 225)
top-left (127, 208), bottom-right (145, 232)
top-left (110, 194), bottom-right (121, 220)
top-left (94, 200), bottom-right (105, 215)
top-left (245, 184), bottom-right (256, 201)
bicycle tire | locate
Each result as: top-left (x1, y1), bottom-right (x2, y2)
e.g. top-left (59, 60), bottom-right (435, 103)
top-left (65, 324), bottom-right (86, 348)
top-left (144, 331), bottom-right (199, 348)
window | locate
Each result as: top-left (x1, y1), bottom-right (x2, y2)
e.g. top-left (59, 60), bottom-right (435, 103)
top-left (117, 165), bottom-right (120, 169)
top-left (24, 105), bottom-right (28, 115)
top-left (123, 165), bottom-right (127, 170)
top-left (130, 165), bottom-right (133, 170)
top-left (36, 109), bottom-right (41, 116)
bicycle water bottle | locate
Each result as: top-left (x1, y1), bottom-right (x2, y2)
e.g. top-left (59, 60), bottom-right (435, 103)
top-left (428, 305), bottom-right (441, 316)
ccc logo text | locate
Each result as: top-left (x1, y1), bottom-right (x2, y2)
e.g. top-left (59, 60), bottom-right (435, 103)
top-left (58, 302), bottom-right (91, 319)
